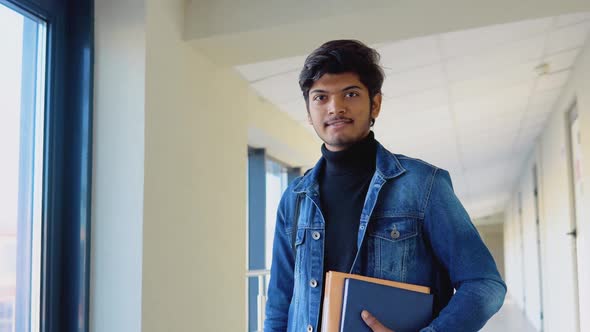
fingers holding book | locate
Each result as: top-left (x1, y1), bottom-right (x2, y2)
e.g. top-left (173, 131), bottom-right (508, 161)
top-left (361, 310), bottom-right (395, 332)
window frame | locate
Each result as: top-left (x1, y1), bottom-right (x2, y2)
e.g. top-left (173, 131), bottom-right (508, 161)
top-left (1, 0), bottom-right (93, 331)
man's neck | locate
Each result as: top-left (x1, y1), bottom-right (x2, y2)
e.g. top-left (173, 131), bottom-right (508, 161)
top-left (321, 131), bottom-right (377, 175)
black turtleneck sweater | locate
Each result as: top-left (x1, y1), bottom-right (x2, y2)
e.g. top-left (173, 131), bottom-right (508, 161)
top-left (319, 131), bottom-right (377, 274)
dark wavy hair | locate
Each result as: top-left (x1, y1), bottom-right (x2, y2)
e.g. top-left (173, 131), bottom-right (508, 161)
top-left (299, 40), bottom-right (385, 110)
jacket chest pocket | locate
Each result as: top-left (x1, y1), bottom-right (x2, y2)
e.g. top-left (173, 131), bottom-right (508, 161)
top-left (366, 217), bottom-right (419, 282)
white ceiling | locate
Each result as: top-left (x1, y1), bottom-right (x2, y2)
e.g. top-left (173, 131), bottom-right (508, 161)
top-left (235, 12), bottom-right (590, 219)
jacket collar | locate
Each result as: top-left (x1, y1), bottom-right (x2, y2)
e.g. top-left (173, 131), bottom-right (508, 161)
top-left (292, 141), bottom-right (406, 194)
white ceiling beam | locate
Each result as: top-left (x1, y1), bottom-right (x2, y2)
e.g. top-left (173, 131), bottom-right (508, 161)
top-left (184, 0), bottom-right (590, 66)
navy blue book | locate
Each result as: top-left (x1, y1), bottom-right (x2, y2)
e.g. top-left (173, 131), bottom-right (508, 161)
top-left (339, 278), bottom-right (433, 332)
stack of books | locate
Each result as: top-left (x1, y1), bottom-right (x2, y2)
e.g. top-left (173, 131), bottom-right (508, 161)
top-left (321, 271), bottom-right (433, 332)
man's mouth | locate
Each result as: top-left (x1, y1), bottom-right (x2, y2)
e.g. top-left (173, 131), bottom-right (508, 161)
top-left (325, 118), bottom-right (353, 127)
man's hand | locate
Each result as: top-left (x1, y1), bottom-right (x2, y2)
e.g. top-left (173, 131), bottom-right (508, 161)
top-left (361, 310), bottom-right (395, 332)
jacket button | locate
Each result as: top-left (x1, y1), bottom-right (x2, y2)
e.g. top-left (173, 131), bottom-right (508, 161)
top-left (310, 279), bottom-right (318, 288)
top-left (312, 231), bottom-right (321, 240)
top-left (390, 229), bottom-right (400, 239)
top-left (307, 325), bottom-right (313, 332)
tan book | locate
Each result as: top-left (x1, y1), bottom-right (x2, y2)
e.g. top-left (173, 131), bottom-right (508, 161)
top-left (320, 271), bottom-right (431, 332)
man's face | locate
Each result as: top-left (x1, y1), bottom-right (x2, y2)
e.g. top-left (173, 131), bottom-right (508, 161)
top-left (307, 72), bottom-right (381, 151)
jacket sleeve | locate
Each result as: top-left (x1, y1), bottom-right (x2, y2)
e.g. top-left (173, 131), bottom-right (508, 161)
top-left (264, 192), bottom-right (295, 332)
top-left (420, 169), bottom-right (507, 332)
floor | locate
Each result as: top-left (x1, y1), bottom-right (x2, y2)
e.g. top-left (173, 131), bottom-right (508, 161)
top-left (480, 297), bottom-right (537, 332)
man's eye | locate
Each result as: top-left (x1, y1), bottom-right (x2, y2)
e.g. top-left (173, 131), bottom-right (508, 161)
top-left (313, 95), bottom-right (326, 101)
top-left (345, 92), bottom-right (359, 97)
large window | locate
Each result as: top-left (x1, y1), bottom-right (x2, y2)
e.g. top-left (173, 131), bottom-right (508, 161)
top-left (247, 148), bottom-right (300, 332)
top-left (0, 4), bottom-right (46, 332)
top-left (0, 0), bottom-right (93, 331)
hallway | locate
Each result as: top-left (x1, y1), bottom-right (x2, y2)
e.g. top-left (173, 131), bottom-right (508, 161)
top-left (482, 297), bottom-right (537, 332)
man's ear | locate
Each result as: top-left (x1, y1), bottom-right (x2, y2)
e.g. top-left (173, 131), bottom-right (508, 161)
top-left (371, 93), bottom-right (382, 119)
top-left (307, 111), bottom-right (313, 125)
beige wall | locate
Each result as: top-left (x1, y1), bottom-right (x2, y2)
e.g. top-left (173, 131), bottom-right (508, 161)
top-left (504, 37), bottom-right (590, 331)
top-left (141, 1), bottom-right (247, 331)
top-left (92, 1), bottom-right (319, 331)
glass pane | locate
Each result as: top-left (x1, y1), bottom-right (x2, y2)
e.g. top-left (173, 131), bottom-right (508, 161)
top-left (0, 3), bottom-right (46, 332)
top-left (265, 159), bottom-right (288, 269)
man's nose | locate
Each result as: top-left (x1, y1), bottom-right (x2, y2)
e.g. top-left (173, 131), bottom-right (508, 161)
top-left (328, 97), bottom-right (346, 115)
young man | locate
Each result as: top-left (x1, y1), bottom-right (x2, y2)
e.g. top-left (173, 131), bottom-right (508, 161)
top-left (264, 40), bottom-right (506, 332)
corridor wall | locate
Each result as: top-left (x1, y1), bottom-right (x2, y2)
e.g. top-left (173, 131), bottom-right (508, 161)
top-left (504, 36), bottom-right (590, 332)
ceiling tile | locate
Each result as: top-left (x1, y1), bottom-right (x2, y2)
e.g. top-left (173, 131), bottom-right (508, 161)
top-left (377, 106), bottom-right (454, 138)
top-left (529, 87), bottom-right (561, 108)
top-left (384, 88), bottom-right (448, 113)
top-left (453, 82), bottom-right (531, 122)
top-left (378, 129), bottom-right (457, 163)
top-left (382, 63), bottom-right (446, 97)
top-left (251, 70), bottom-right (300, 105)
top-left (450, 61), bottom-right (537, 101)
top-left (440, 17), bottom-right (552, 58)
top-left (545, 21), bottom-right (590, 54)
top-left (460, 147), bottom-right (513, 169)
top-left (526, 101), bottom-right (553, 119)
top-left (513, 129), bottom-right (542, 151)
top-left (377, 36), bottom-right (441, 73)
top-left (457, 111), bottom-right (521, 138)
top-left (380, 135), bottom-right (463, 179)
top-left (459, 122), bottom-right (520, 146)
top-left (545, 48), bottom-right (582, 73)
top-left (522, 113), bottom-right (549, 131)
top-left (535, 70), bottom-right (571, 92)
top-left (555, 11), bottom-right (590, 28)
top-left (464, 160), bottom-right (520, 191)
top-left (454, 98), bottom-right (526, 122)
top-left (423, 147), bottom-right (463, 171)
top-left (459, 131), bottom-right (517, 157)
top-left (445, 35), bottom-right (545, 82)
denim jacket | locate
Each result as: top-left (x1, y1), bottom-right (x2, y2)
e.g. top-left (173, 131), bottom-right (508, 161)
top-left (264, 142), bottom-right (506, 332)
